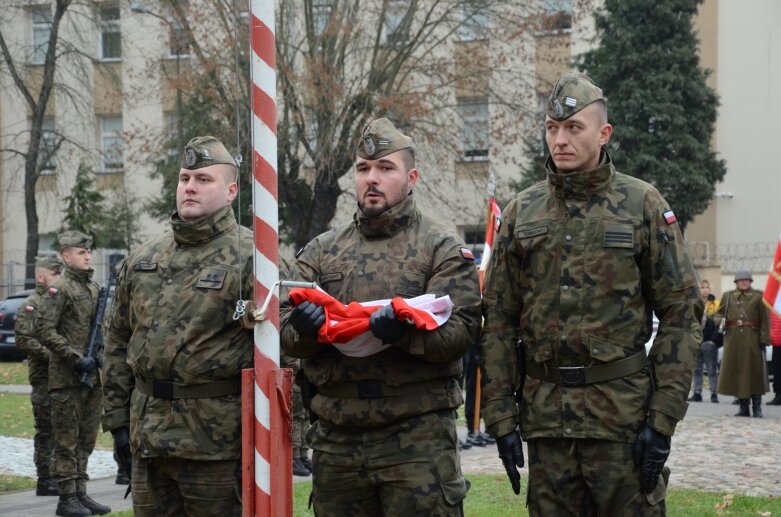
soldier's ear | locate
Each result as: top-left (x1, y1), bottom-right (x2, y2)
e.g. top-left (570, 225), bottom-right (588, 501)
top-left (598, 123), bottom-right (613, 147)
top-left (407, 168), bottom-right (419, 191)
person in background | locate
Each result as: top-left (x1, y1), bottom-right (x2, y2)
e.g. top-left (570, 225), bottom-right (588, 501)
top-left (14, 256), bottom-right (62, 496)
top-left (688, 280), bottom-right (721, 403)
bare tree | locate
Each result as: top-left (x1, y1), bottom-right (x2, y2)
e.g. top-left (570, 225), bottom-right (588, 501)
top-left (141, 0), bottom-right (547, 248)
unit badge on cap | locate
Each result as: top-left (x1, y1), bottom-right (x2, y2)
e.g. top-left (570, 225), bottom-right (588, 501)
top-left (184, 148), bottom-right (198, 167)
top-left (551, 98), bottom-right (564, 118)
top-left (363, 136), bottom-right (376, 156)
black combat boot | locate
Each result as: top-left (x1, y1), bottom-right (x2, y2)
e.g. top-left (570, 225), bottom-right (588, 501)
top-left (77, 492), bottom-right (111, 515)
top-left (300, 456), bottom-right (313, 472)
top-left (751, 395), bottom-right (763, 418)
top-left (36, 478), bottom-right (59, 496)
top-left (55, 494), bottom-right (91, 517)
top-left (734, 398), bottom-right (750, 417)
top-left (293, 458), bottom-right (310, 476)
top-left (687, 392), bottom-right (703, 402)
top-left (711, 393), bottom-right (719, 403)
top-left (115, 469), bottom-right (130, 485)
top-left (767, 393), bottom-right (781, 405)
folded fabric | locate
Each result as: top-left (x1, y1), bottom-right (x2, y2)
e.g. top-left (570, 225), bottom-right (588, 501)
top-left (288, 288), bottom-right (453, 357)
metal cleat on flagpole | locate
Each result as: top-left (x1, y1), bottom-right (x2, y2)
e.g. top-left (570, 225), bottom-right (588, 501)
top-left (234, 281), bottom-right (318, 328)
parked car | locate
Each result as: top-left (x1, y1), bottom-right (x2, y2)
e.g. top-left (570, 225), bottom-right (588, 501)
top-left (0, 289), bottom-right (34, 361)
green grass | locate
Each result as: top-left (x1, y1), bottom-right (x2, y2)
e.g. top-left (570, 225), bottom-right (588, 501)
top-left (0, 361), bottom-right (29, 384)
top-left (0, 474), bottom-right (36, 493)
top-left (293, 474), bottom-right (781, 516)
top-left (0, 392), bottom-right (113, 449)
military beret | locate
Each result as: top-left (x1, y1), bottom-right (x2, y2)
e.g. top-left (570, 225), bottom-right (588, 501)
top-left (35, 255), bottom-right (62, 272)
top-left (58, 230), bottom-right (92, 250)
top-left (547, 71), bottom-right (605, 121)
top-left (356, 118), bottom-right (413, 160)
top-left (734, 270), bottom-right (753, 282)
top-left (180, 136), bottom-right (237, 171)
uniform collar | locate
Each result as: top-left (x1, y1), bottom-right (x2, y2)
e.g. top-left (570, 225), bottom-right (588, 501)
top-left (63, 264), bottom-right (93, 282)
top-left (545, 149), bottom-right (615, 200)
top-left (35, 283), bottom-right (47, 295)
top-left (354, 194), bottom-right (419, 238)
top-left (170, 205), bottom-right (237, 246)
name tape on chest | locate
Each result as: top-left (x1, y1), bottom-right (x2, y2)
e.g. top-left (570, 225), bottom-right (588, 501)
top-left (518, 226), bottom-right (548, 239)
top-left (133, 262), bottom-right (158, 272)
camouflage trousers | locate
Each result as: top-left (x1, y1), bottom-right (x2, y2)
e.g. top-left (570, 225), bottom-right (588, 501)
top-left (292, 385), bottom-right (310, 458)
top-left (526, 438), bottom-right (666, 517)
top-left (30, 383), bottom-right (53, 479)
top-left (131, 456), bottom-right (241, 517)
top-left (49, 387), bottom-right (102, 495)
top-left (307, 409), bottom-right (467, 516)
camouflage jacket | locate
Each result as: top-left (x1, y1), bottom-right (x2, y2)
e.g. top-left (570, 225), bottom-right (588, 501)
top-left (280, 195), bottom-right (482, 428)
top-left (102, 205), bottom-right (254, 460)
top-left (480, 152), bottom-right (703, 442)
top-left (14, 285), bottom-right (51, 387)
top-left (38, 265), bottom-right (101, 391)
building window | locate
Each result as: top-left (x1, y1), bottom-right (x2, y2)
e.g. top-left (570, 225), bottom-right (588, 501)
top-left (100, 115), bottom-right (124, 172)
top-left (164, 111), bottom-right (180, 156)
top-left (38, 118), bottom-right (57, 174)
top-left (457, 3), bottom-right (489, 42)
top-left (99, 6), bottom-right (121, 60)
top-left (312, 0), bottom-right (333, 38)
top-left (382, 0), bottom-right (410, 45)
top-left (167, 2), bottom-right (191, 58)
top-left (458, 99), bottom-right (489, 160)
top-left (31, 5), bottom-right (51, 65)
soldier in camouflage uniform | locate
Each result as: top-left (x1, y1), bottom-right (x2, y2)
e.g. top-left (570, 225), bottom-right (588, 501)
top-left (479, 72), bottom-right (703, 516)
top-left (102, 136), bottom-right (253, 517)
top-left (281, 118), bottom-right (481, 516)
top-left (38, 231), bottom-right (111, 516)
top-left (14, 255), bottom-right (62, 496)
top-left (716, 270), bottom-right (770, 417)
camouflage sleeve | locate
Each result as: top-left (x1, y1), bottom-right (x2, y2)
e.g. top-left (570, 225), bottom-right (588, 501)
top-left (280, 241), bottom-right (324, 358)
top-left (390, 237), bottom-right (481, 363)
top-left (478, 198), bottom-right (523, 438)
top-left (14, 299), bottom-right (50, 361)
top-left (102, 260), bottom-right (133, 431)
top-left (643, 193), bottom-right (704, 436)
top-left (37, 287), bottom-right (81, 365)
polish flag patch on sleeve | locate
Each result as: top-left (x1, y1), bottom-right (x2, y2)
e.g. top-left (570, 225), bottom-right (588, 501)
top-left (48, 287), bottom-right (58, 295)
top-left (25, 305), bottom-right (34, 313)
top-left (460, 248), bottom-right (475, 261)
top-left (663, 210), bottom-right (677, 224)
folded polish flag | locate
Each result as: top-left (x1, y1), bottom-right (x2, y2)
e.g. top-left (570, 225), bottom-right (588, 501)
top-left (288, 288), bottom-right (453, 357)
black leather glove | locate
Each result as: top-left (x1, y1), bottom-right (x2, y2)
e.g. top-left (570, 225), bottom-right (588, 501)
top-left (496, 430), bottom-right (524, 495)
top-left (369, 305), bottom-right (407, 344)
top-left (75, 356), bottom-right (97, 374)
top-left (111, 427), bottom-right (132, 480)
top-left (288, 301), bottom-right (325, 338)
top-left (632, 424), bottom-right (671, 493)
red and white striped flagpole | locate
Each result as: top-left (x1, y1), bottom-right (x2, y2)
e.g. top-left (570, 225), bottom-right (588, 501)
top-left (243, 0), bottom-right (292, 516)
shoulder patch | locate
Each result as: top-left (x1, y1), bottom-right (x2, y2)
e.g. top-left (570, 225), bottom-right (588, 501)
top-left (460, 247), bottom-right (475, 261)
top-left (663, 210), bottom-right (677, 224)
top-left (24, 305), bottom-right (34, 313)
top-left (48, 287), bottom-right (58, 296)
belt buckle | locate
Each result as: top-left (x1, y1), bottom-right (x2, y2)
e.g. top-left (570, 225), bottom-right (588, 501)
top-left (152, 380), bottom-right (174, 399)
top-left (737, 319), bottom-right (743, 327)
top-left (559, 366), bottom-right (586, 387)
top-left (357, 380), bottom-right (383, 399)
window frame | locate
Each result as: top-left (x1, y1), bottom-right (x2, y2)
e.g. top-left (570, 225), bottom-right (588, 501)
top-left (99, 115), bottom-right (124, 173)
top-left (38, 117), bottom-right (57, 174)
top-left (99, 5), bottom-right (122, 61)
top-left (31, 5), bottom-right (52, 65)
top-left (458, 99), bottom-right (490, 161)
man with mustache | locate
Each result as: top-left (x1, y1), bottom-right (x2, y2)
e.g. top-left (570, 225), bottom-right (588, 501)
top-left (102, 136), bottom-right (254, 516)
top-left (479, 72), bottom-right (703, 515)
top-left (281, 118), bottom-right (481, 515)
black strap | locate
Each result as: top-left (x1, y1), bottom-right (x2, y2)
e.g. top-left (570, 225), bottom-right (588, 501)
top-left (135, 378), bottom-right (241, 399)
top-left (526, 350), bottom-right (647, 387)
top-left (317, 378), bottom-right (454, 400)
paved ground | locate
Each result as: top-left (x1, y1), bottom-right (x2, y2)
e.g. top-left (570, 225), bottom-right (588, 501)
top-left (1, 385), bottom-right (778, 515)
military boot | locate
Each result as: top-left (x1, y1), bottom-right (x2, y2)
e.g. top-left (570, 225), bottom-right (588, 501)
top-left (687, 392), bottom-right (702, 402)
top-left (734, 398), bottom-right (750, 417)
top-left (36, 478), bottom-right (59, 496)
top-left (751, 395), bottom-right (763, 418)
top-left (55, 495), bottom-right (91, 517)
top-left (77, 492), bottom-right (111, 515)
top-left (767, 393), bottom-right (781, 405)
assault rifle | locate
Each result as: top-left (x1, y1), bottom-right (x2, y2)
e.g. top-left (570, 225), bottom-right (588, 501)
top-left (80, 274), bottom-right (116, 389)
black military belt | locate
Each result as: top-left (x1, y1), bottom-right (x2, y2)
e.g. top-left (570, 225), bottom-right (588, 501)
top-left (135, 377), bottom-right (241, 399)
top-left (725, 320), bottom-right (760, 329)
top-left (317, 378), bottom-right (454, 400)
top-left (526, 350), bottom-right (647, 387)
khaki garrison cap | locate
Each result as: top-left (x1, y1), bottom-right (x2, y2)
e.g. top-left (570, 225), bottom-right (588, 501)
top-left (547, 72), bottom-right (605, 121)
top-left (356, 118), bottom-right (413, 160)
top-left (35, 255), bottom-right (62, 272)
top-left (180, 136), bottom-right (237, 170)
top-left (58, 230), bottom-right (92, 250)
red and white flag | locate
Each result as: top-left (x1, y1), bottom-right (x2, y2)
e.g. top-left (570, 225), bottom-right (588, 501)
top-left (288, 288), bottom-right (453, 357)
top-left (764, 231), bottom-right (781, 316)
top-left (479, 197), bottom-right (502, 290)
